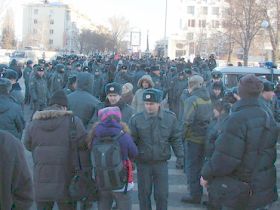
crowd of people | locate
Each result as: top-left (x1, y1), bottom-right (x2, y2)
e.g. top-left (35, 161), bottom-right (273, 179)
top-left (0, 53), bottom-right (279, 210)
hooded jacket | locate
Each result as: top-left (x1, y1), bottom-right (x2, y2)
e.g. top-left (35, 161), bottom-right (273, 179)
top-left (23, 107), bottom-right (88, 201)
top-left (0, 95), bottom-right (25, 138)
top-left (131, 75), bottom-right (154, 113)
top-left (182, 86), bottom-right (212, 144)
top-left (68, 72), bottom-right (101, 128)
top-left (0, 130), bottom-right (33, 210)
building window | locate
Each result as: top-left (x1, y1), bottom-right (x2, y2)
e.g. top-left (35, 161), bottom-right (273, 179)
top-left (187, 33), bottom-right (194, 40)
top-left (34, 19), bottom-right (38, 24)
top-left (50, 19), bottom-right (54, 25)
top-left (187, 6), bottom-right (195, 15)
top-left (202, 7), bottom-right (208, 15)
top-left (199, 20), bottom-right (206, 28)
top-left (212, 7), bottom-right (220, 16)
top-left (50, 29), bottom-right (54, 34)
top-left (34, 9), bottom-right (38, 15)
top-left (49, 39), bottom-right (53, 45)
top-left (188, 19), bottom-right (196, 27)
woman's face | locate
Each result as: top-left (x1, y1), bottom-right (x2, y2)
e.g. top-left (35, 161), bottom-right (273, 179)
top-left (142, 80), bottom-right (150, 89)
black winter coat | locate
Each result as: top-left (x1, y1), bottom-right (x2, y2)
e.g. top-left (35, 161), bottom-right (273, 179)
top-left (201, 99), bottom-right (278, 209)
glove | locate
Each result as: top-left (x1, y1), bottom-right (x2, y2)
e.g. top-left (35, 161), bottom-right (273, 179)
top-left (176, 157), bottom-right (184, 170)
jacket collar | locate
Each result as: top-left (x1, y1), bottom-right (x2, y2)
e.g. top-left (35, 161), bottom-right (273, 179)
top-left (231, 98), bottom-right (260, 112)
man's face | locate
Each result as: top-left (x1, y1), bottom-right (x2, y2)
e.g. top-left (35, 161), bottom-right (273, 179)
top-left (37, 71), bottom-right (45, 77)
top-left (213, 88), bottom-right (221, 96)
top-left (107, 93), bottom-right (121, 105)
top-left (144, 102), bottom-right (160, 114)
top-left (262, 91), bottom-right (275, 101)
top-left (153, 70), bottom-right (160, 76)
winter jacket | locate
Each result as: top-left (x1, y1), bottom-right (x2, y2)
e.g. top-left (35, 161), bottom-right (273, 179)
top-left (10, 82), bottom-right (24, 107)
top-left (68, 72), bottom-right (101, 128)
top-left (131, 75), bottom-right (154, 113)
top-left (204, 113), bottom-right (229, 160)
top-left (49, 71), bottom-right (65, 95)
top-left (182, 87), bottom-right (212, 144)
top-left (168, 76), bottom-right (188, 117)
top-left (92, 74), bottom-right (105, 99)
top-left (201, 99), bottom-right (278, 209)
top-left (29, 73), bottom-right (49, 106)
top-left (129, 108), bottom-right (184, 163)
top-left (0, 130), bottom-right (33, 210)
top-left (122, 91), bottom-right (134, 105)
top-left (23, 107), bottom-right (88, 202)
top-left (90, 121), bottom-right (138, 191)
top-left (0, 95), bottom-right (25, 139)
top-left (23, 66), bottom-right (32, 84)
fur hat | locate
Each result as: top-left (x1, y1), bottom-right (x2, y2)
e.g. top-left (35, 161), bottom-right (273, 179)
top-left (4, 69), bottom-right (18, 80)
top-left (0, 78), bottom-right (12, 94)
top-left (98, 106), bottom-right (122, 122)
top-left (262, 80), bottom-right (275, 92)
top-left (49, 90), bottom-right (68, 107)
top-left (143, 88), bottom-right (163, 103)
top-left (105, 82), bottom-right (122, 95)
top-left (238, 74), bottom-right (263, 99)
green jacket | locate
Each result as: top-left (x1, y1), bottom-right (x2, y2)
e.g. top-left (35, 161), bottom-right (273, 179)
top-left (182, 87), bottom-right (212, 144)
top-left (129, 108), bottom-right (184, 163)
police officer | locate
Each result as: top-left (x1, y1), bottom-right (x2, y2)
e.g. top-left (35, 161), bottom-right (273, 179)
top-left (64, 75), bottom-right (77, 95)
top-left (259, 80), bottom-right (280, 122)
top-left (29, 66), bottom-right (49, 112)
top-left (129, 88), bottom-right (184, 210)
top-left (49, 64), bottom-right (66, 96)
top-left (23, 60), bottom-right (33, 104)
top-left (93, 82), bottom-right (134, 125)
top-left (0, 78), bottom-right (25, 139)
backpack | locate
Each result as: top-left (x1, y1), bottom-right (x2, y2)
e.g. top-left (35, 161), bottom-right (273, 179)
top-left (92, 130), bottom-right (128, 191)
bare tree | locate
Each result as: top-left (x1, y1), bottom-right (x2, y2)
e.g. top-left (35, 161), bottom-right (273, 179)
top-left (78, 29), bottom-right (115, 54)
top-left (259, 0), bottom-right (280, 63)
top-left (224, 0), bottom-right (264, 66)
top-left (1, 9), bottom-right (16, 49)
top-left (108, 16), bottom-right (129, 52)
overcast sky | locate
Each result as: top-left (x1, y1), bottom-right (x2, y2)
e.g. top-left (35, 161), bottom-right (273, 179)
top-left (13, 0), bottom-right (180, 50)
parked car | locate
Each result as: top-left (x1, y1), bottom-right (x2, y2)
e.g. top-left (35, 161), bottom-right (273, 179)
top-left (214, 66), bottom-right (280, 88)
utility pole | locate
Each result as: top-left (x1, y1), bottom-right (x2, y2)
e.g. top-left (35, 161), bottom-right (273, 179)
top-left (164, 0), bottom-right (168, 57)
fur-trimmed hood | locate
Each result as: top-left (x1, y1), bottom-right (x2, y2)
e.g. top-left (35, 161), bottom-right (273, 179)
top-left (137, 75), bottom-right (154, 88)
top-left (31, 108), bottom-right (73, 132)
top-left (32, 110), bottom-right (73, 120)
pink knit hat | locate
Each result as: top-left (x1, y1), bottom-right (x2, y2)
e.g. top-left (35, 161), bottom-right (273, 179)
top-left (98, 106), bottom-right (122, 122)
